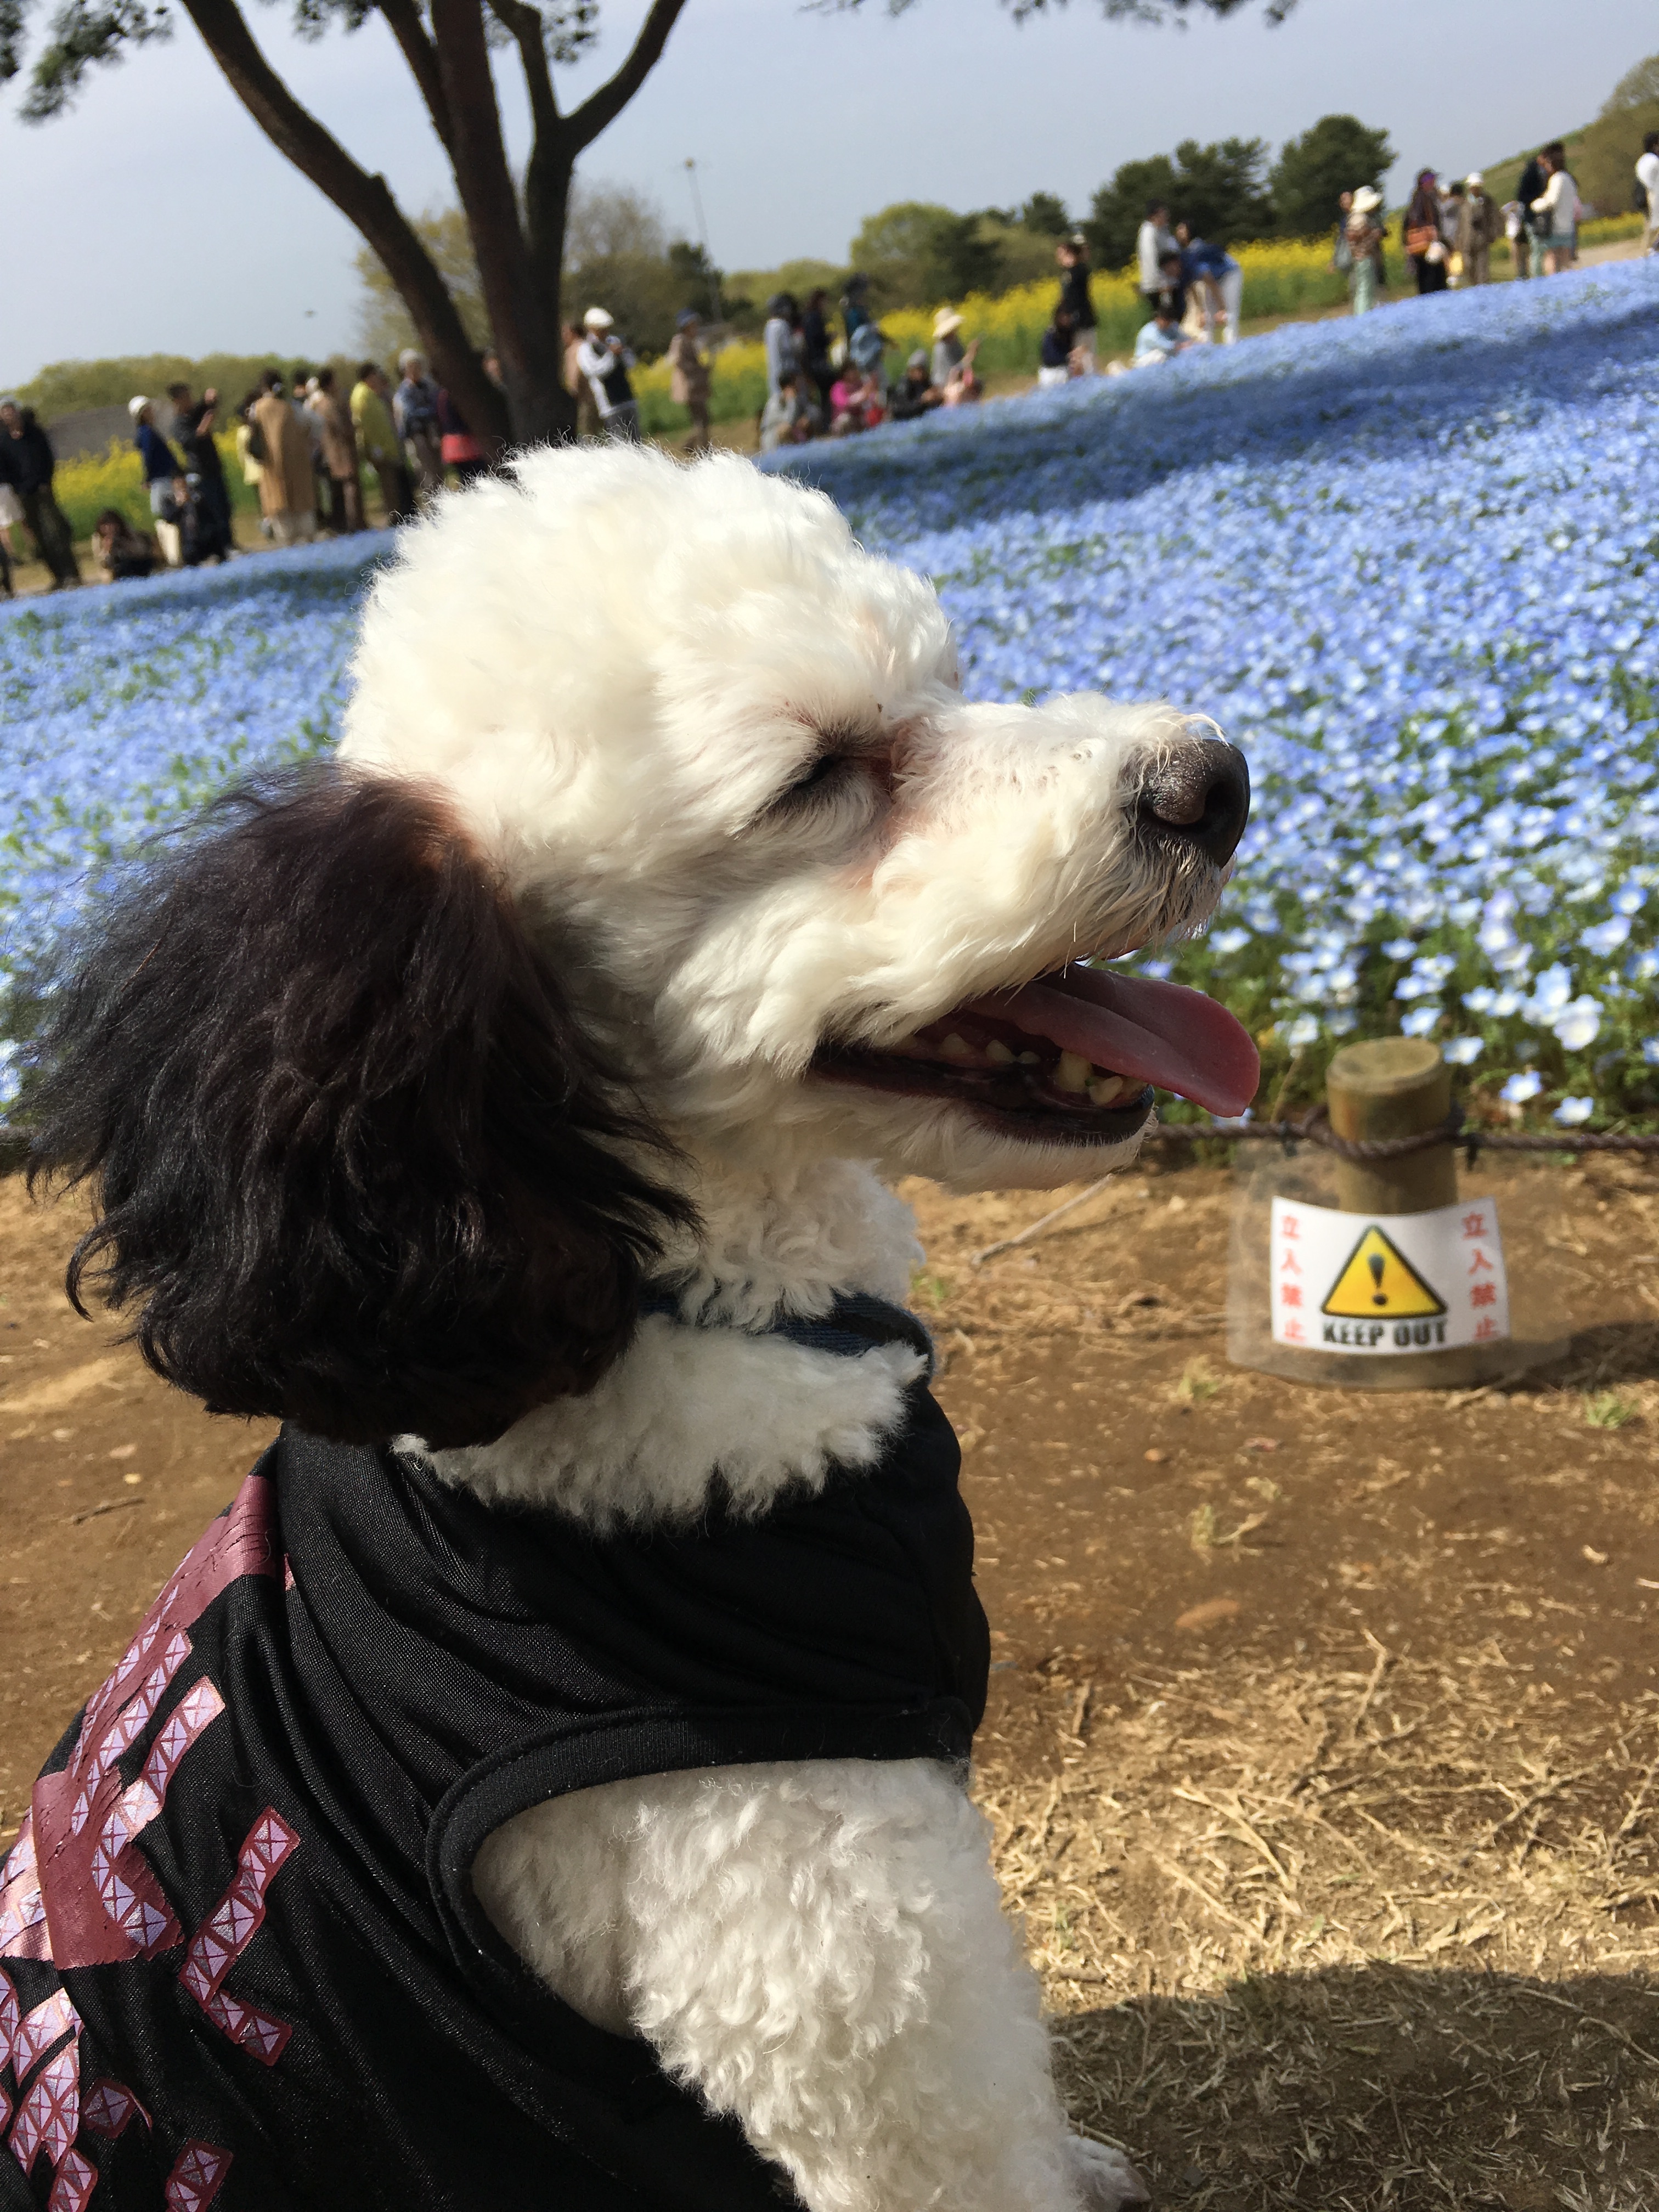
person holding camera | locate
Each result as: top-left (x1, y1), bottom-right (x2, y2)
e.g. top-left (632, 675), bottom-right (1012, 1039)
top-left (575, 309), bottom-right (641, 444)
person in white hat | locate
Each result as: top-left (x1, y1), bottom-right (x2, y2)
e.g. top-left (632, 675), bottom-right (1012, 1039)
top-left (1338, 187), bottom-right (1386, 316)
top-left (575, 307), bottom-right (641, 443)
top-left (1453, 172), bottom-right (1500, 288)
top-left (930, 309), bottom-right (980, 403)
top-left (130, 396), bottom-right (184, 522)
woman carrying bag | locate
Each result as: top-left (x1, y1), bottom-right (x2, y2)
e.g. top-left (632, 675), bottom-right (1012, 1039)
top-left (1402, 171), bottom-right (1448, 295)
top-left (1530, 143), bottom-right (1581, 276)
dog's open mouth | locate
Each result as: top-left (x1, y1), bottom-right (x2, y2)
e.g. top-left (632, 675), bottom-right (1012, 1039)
top-left (815, 962), bottom-right (1260, 1140)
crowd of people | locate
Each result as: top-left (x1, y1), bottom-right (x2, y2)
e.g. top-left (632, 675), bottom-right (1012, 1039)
top-left (746, 279), bottom-right (983, 449)
top-left (1332, 134), bottom-right (1659, 318)
top-left (0, 344), bottom-right (499, 595)
top-left (6, 129), bottom-right (1658, 595)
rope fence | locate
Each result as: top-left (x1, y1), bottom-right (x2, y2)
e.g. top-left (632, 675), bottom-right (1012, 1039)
top-left (1148, 1104), bottom-right (1659, 1164)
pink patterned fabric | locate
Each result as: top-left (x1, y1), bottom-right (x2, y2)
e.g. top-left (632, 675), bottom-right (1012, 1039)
top-left (47, 2146), bottom-right (98, 2211)
top-left (9, 2035), bottom-right (79, 2173)
top-left (0, 1814), bottom-right (49, 1962)
top-left (180, 1810), bottom-right (298, 2063)
top-left (0, 1961), bottom-right (19, 2070)
top-left (31, 1475), bottom-right (278, 1970)
top-left (164, 2138), bottom-right (234, 2211)
top-left (13, 1988), bottom-right (78, 2077)
top-left (83, 2074), bottom-right (150, 2138)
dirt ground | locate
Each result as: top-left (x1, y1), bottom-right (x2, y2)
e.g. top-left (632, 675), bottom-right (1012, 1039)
top-left (5, 1148), bottom-right (1659, 2207)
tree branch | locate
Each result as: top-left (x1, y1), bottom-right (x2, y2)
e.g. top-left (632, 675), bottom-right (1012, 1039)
top-left (174, 0), bottom-right (507, 447)
top-left (377, 0), bottom-right (453, 150)
top-left (566, 0), bottom-right (685, 153)
top-left (487, 0), bottom-right (557, 136)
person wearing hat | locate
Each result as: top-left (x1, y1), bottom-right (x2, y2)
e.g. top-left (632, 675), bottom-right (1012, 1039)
top-left (1453, 173), bottom-right (1500, 289)
top-left (667, 309), bottom-right (712, 454)
top-left (1056, 232), bottom-right (1097, 373)
top-left (130, 397), bottom-right (184, 521)
top-left (932, 308), bottom-right (981, 402)
top-left (575, 308), bottom-right (641, 443)
top-left (1339, 186), bottom-right (1387, 315)
top-left (0, 394), bottom-right (80, 588)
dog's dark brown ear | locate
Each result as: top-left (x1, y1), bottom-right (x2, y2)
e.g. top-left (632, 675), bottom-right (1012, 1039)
top-left (26, 769), bottom-right (692, 1449)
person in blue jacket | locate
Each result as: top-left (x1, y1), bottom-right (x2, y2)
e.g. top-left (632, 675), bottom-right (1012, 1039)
top-left (129, 397), bottom-right (184, 520)
top-left (1175, 222), bottom-right (1243, 345)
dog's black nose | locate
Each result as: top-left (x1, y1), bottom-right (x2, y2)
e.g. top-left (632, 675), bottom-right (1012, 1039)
top-left (1137, 739), bottom-right (1250, 868)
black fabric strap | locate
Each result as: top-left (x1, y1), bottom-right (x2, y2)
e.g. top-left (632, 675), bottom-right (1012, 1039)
top-left (639, 1289), bottom-right (934, 1373)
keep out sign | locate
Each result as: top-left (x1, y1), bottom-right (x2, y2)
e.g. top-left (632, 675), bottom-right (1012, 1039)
top-left (1268, 1196), bottom-right (1510, 1355)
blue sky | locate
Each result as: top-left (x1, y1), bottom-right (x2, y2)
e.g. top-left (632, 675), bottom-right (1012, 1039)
top-left (2, 0), bottom-right (1653, 388)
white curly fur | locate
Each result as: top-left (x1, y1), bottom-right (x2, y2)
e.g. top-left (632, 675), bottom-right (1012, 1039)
top-left (331, 443), bottom-right (1235, 2212)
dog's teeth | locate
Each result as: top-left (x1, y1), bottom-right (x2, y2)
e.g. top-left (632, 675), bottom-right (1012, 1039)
top-left (985, 1040), bottom-right (1016, 1065)
top-left (1017, 1051), bottom-right (1041, 1066)
top-left (1087, 1074), bottom-right (1126, 1107)
top-left (940, 1033), bottom-right (976, 1062)
top-left (1055, 1050), bottom-right (1091, 1094)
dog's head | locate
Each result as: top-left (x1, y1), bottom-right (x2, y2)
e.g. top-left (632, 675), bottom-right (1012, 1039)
top-left (31, 445), bottom-right (1255, 1446)
top-left (344, 444), bottom-right (1256, 1188)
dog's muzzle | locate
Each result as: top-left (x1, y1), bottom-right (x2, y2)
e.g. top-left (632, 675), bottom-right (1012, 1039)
top-left (1137, 738), bottom-right (1250, 869)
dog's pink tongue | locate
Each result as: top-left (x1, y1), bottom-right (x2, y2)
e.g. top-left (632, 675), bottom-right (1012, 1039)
top-left (968, 967), bottom-right (1260, 1118)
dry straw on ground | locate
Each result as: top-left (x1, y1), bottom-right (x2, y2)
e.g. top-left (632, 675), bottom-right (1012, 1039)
top-left (982, 1646), bottom-right (1659, 2209)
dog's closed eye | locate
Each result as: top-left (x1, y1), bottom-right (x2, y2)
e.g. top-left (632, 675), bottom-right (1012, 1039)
top-left (766, 731), bottom-right (898, 826)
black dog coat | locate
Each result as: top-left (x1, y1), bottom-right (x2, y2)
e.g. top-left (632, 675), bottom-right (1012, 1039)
top-left (0, 1297), bottom-right (987, 2212)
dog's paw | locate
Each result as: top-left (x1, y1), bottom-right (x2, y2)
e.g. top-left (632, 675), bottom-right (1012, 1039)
top-left (1066, 2132), bottom-right (1152, 2210)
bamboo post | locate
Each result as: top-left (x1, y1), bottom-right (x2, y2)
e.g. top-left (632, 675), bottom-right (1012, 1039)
top-left (1226, 1034), bottom-right (1539, 1389)
top-left (1325, 1037), bottom-right (1456, 1217)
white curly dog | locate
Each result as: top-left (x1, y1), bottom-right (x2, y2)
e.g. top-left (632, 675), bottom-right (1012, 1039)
top-left (348, 447), bottom-right (1253, 2212)
top-left (24, 443), bottom-right (1254, 2212)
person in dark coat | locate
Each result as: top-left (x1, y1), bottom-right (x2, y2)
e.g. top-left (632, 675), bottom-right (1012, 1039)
top-left (129, 397), bottom-right (184, 518)
top-left (1402, 170), bottom-right (1448, 295)
top-left (1516, 150), bottom-right (1548, 279)
top-left (92, 506), bottom-right (158, 580)
top-left (167, 383), bottom-right (235, 550)
top-left (0, 396), bottom-right (80, 587)
top-left (801, 289), bottom-right (836, 415)
top-left (1056, 232), bottom-right (1098, 372)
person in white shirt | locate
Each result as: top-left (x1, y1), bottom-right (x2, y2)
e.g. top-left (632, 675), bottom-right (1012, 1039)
top-left (1530, 142), bottom-right (1579, 276)
top-left (575, 307), bottom-right (641, 443)
top-left (1132, 300), bottom-right (1190, 367)
top-left (1135, 200), bottom-right (1178, 299)
top-left (1638, 131), bottom-right (1659, 256)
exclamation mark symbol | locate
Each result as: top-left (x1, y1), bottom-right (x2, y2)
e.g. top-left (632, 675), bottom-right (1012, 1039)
top-left (1369, 1252), bottom-right (1387, 1307)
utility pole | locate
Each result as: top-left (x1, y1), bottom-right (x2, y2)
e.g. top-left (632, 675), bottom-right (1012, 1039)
top-left (683, 157), bottom-right (723, 326)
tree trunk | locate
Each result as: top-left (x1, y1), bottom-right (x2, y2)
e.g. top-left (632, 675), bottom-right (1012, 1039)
top-left (178, 0), bottom-right (511, 456)
top-left (172, 0), bottom-right (691, 463)
top-left (428, 0), bottom-right (572, 448)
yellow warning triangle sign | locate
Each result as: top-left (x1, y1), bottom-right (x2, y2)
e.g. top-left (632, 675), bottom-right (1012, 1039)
top-left (1321, 1224), bottom-right (1447, 1320)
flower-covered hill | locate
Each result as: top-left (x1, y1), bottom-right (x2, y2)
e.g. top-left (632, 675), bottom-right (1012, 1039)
top-left (0, 538), bottom-right (387, 1107)
top-left (766, 261), bottom-right (1659, 1127)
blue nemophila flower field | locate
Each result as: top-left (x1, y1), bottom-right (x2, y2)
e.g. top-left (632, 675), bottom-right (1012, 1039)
top-left (0, 537), bottom-right (389, 1109)
top-left (768, 259), bottom-right (1659, 1128)
top-left (4, 265), bottom-right (1657, 1127)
